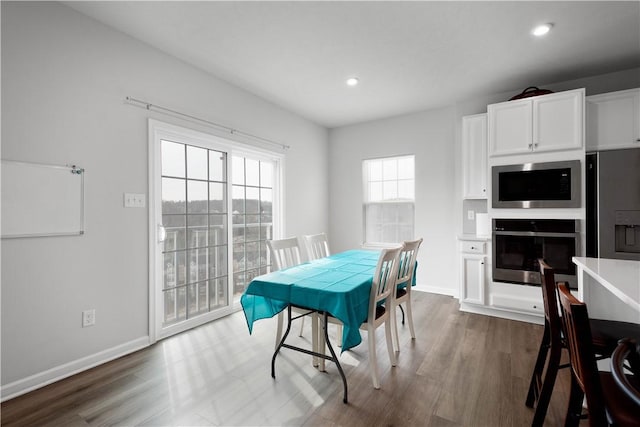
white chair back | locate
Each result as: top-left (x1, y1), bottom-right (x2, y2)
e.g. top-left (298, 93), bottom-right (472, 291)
top-left (303, 233), bottom-right (330, 260)
top-left (397, 238), bottom-right (423, 290)
top-left (267, 237), bottom-right (303, 270)
top-left (369, 246), bottom-right (402, 321)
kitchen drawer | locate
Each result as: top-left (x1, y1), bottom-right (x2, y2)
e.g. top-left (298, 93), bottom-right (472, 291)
top-left (491, 294), bottom-right (544, 315)
top-left (461, 241), bottom-right (486, 254)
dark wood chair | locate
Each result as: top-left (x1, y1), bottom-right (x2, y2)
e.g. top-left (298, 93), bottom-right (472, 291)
top-left (526, 259), bottom-right (640, 427)
top-left (557, 283), bottom-right (640, 427)
top-left (610, 338), bottom-right (640, 423)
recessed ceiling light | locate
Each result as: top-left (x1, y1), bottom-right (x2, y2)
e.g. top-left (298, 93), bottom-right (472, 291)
top-left (346, 77), bottom-right (359, 86)
top-left (532, 23), bottom-right (553, 37)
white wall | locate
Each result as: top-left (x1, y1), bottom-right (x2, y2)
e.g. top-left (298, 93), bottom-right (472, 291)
top-left (328, 107), bottom-right (457, 296)
top-left (1, 1), bottom-right (328, 397)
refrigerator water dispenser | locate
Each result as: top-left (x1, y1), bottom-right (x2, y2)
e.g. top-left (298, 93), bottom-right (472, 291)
top-left (614, 210), bottom-right (640, 254)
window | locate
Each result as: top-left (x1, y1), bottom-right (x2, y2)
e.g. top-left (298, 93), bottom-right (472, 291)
top-left (363, 155), bottom-right (415, 245)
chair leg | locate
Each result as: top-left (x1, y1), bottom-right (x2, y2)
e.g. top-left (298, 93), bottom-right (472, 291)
top-left (564, 375), bottom-right (584, 427)
top-left (385, 318), bottom-right (397, 367)
top-left (405, 298), bottom-right (415, 340)
top-left (299, 315), bottom-right (305, 337)
top-left (275, 311), bottom-right (284, 350)
top-left (336, 324), bottom-right (343, 347)
top-left (391, 304), bottom-right (400, 353)
top-left (526, 323), bottom-right (551, 408)
top-left (531, 344), bottom-right (562, 427)
top-left (368, 325), bottom-right (380, 389)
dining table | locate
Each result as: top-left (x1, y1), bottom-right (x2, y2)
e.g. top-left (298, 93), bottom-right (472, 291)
top-left (240, 248), bottom-right (414, 404)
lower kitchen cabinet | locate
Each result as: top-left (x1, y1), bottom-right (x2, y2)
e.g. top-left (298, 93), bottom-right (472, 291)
top-left (458, 235), bottom-right (544, 323)
top-left (490, 290), bottom-right (545, 316)
top-left (458, 238), bottom-right (487, 306)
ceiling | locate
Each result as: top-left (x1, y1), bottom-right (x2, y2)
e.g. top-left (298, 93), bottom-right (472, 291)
top-left (65, 1), bottom-right (640, 128)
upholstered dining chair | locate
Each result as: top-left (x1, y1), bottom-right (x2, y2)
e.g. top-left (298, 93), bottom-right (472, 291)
top-left (390, 238), bottom-right (423, 353)
top-left (319, 246), bottom-right (402, 389)
top-left (266, 237), bottom-right (316, 353)
top-left (526, 259), bottom-right (640, 427)
top-left (557, 283), bottom-right (640, 427)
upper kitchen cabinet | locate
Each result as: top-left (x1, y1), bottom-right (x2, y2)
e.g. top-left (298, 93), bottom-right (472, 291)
top-left (488, 88), bottom-right (584, 157)
top-left (586, 88), bottom-right (640, 151)
top-left (462, 113), bottom-right (487, 199)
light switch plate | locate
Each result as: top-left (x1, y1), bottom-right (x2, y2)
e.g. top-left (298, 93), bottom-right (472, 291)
top-left (467, 210), bottom-right (475, 220)
top-left (124, 193), bottom-right (146, 208)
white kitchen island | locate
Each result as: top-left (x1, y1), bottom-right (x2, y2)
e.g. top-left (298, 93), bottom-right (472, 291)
top-left (573, 257), bottom-right (640, 324)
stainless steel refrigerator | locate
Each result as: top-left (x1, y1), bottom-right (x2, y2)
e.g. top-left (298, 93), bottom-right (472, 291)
top-left (586, 148), bottom-right (640, 260)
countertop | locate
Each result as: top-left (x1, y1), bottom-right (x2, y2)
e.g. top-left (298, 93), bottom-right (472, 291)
top-left (458, 234), bottom-right (491, 241)
top-left (572, 257), bottom-right (640, 313)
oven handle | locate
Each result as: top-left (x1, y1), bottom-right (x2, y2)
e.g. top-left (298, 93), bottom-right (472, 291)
top-left (493, 231), bottom-right (579, 238)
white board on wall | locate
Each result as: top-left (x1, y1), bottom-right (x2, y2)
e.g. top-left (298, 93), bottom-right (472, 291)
top-left (1, 160), bottom-right (85, 238)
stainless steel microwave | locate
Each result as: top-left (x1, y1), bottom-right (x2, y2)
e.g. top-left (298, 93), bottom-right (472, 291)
top-left (492, 160), bottom-right (581, 208)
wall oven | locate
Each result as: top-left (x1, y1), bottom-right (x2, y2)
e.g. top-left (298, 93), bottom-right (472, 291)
top-left (493, 219), bottom-right (580, 289)
top-left (492, 160), bottom-right (581, 209)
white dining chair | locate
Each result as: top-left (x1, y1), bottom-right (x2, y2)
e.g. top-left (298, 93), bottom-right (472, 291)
top-left (319, 246), bottom-right (402, 389)
top-left (302, 232), bottom-right (342, 348)
top-left (266, 237), bottom-right (317, 355)
top-left (303, 232), bottom-right (330, 260)
top-left (390, 238), bottom-right (423, 353)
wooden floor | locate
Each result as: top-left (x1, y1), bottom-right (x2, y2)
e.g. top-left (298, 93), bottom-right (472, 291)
top-left (1, 292), bottom-right (574, 426)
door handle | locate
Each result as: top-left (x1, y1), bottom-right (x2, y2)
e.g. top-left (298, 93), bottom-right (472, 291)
top-left (158, 224), bottom-right (167, 243)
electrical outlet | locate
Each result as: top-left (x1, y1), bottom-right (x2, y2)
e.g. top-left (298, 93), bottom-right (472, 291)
top-left (467, 210), bottom-right (475, 221)
top-left (82, 309), bottom-right (96, 327)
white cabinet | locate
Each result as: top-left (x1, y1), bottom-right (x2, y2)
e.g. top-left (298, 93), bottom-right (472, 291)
top-left (488, 88), bottom-right (584, 156)
top-left (462, 114), bottom-right (488, 199)
top-left (490, 294), bottom-right (544, 315)
top-left (459, 239), bottom-right (486, 305)
top-left (586, 88), bottom-right (640, 151)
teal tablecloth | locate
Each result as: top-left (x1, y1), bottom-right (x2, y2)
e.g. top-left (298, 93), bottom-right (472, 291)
top-left (241, 249), bottom-right (382, 351)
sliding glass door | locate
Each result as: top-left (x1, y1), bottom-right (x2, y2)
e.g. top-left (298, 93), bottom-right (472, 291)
top-left (150, 120), bottom-right (280, 340)
top-left (160, 140), bottom-right (229, 327)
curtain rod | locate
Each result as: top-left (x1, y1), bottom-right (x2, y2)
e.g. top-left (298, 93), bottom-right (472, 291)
top-left (125, 96), bottom-right (290, 151)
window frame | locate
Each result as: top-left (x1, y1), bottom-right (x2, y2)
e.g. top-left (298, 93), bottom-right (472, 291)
top-left (362, 155), bottom-right (415, 247)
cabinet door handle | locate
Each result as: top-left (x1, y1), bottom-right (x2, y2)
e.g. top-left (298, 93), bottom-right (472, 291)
top-left (470, 246), bottom-right (476, 250)
top-left (480, 262), bottom-right (484, 265)
top-left (533, 143), bottom-right (538, 148)
top-left (636, 138), bottom-right (640, 142)
top-left (528, 143), bottom-right (533, 149)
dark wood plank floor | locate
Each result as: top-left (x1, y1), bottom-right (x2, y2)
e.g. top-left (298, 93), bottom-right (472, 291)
top-left (1, 292), bottom-right (573, 426)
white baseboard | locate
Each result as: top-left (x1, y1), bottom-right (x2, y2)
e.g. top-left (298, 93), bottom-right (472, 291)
top-left (459, 303), bottom-right (544, 325)
top-left (1, 336), bottom-right (150, 402)
top-left (416, 284), bottom-right (459, 298)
